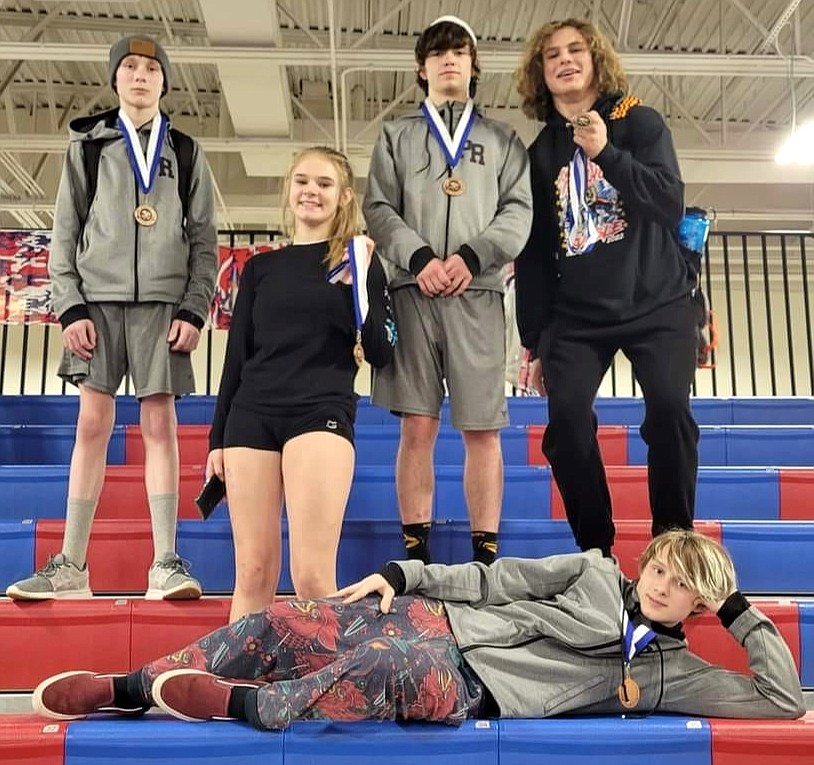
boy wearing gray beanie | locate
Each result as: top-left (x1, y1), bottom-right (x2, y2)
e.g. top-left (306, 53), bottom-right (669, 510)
top-left (6, 35), bottom-right (217, 603)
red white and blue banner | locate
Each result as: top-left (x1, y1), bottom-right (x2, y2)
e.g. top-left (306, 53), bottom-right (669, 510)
top-left (0, 230), bottom-right (282, 329)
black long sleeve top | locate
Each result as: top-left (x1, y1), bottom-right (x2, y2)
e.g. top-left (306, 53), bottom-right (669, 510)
top-left (209, 241), bottom-right (396, 449)
top-left (515, 92), bottom-right (694, 357)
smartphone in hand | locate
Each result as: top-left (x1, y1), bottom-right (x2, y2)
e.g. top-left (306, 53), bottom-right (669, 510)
top-left (195, 475), bottom-right (226, 520)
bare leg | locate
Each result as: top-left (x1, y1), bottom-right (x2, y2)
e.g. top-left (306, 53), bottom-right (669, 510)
top-left (396, 414), bottom-right (439, 524)
top-left (283, 431), bottom-right (354, 598)
top-left (224, 447), bottom-right (284, 623)
top-left (461, 428), bottom-right (502, 533)
top-left (61, 385), bottom-right (116, 565)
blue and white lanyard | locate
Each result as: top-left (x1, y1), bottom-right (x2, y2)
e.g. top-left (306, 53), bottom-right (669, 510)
top-left (117, 110), bottom-right (167, 194)
top-left (325, 235), bottom-right (370, 331)
top-left (420, 98), bottom-right (476, 170)
top-left (621, 602), bottom-right (657, 664)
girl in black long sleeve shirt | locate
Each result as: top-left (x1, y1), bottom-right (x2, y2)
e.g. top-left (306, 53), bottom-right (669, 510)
top-left (206, 147), bottom-right (396, 623)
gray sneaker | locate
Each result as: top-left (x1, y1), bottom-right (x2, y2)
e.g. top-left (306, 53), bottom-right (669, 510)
top-left (146, 554), bottom-right (202, 600)
top-left (5, 554), bottom-right (93, 600)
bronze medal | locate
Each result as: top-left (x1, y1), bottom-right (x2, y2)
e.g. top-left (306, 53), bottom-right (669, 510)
top-left (574, 114), bottom-right (591, 128)
top-left (442, 177), bottom-right (465, 196)
top-left (617, 677), bottom-right (640, 709)
top-left (353, 341), bottom-right (365, 367)
top-left (134, 204), bottom-right (158, 226)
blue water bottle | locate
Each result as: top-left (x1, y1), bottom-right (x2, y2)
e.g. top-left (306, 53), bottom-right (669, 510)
top-left (677, 207), bottom-right (711, 255)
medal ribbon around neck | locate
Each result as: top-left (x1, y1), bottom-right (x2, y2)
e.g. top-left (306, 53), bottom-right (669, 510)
top-left (621, 601), bottom-right (657, 664)
top-left (420, 98), bottom-right (476, 170)
top-left (117, 110), bottom-right (168, 194)
top-left (566, 147), bottom-right (600, 256)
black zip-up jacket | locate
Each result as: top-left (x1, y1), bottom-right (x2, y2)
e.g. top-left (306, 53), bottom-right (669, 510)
top-left (515, 93), bottom-right (693, 357)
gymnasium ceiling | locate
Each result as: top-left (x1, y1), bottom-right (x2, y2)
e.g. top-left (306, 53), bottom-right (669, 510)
top-left (0, 0), bottom-right (812, 232)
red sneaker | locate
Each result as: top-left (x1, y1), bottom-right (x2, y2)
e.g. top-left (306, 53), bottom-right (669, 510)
top-left (152, 669), bottom-right (263, 722)
top-left (33, 671), bottom-right (147, 720)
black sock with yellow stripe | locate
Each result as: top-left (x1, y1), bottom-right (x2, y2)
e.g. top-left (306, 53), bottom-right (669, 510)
top-left (472, 531), bottom-right (498, 565)
top-left (402, 522), bottom-right (432, 564)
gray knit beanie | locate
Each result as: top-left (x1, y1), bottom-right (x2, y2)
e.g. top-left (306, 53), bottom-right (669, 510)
top-left (108, 35), bottom-right (170, 95)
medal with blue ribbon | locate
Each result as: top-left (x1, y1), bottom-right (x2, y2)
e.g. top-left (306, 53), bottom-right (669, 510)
top-left (618, 602), bottom-right (657, 709)
top-left (326, 235), bottom-right (370, 367)
top-left (420, 98), bottom-right (476, 196)
top-left (565, 147), bottom-right (599, 256)
top-left (117, 109), bottom-right (167, 226)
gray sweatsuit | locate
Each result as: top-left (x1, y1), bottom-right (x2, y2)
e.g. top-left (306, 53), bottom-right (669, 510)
top-left (393, 551), bottom-right (805, 719)
top-left (364, 102), bottom-right (531, 291)
top-left (49, 109), bottom-right (217, 327)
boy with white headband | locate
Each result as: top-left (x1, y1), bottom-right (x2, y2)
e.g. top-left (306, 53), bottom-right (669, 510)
top-left (6, 35), bottom-right (217, 602)
top-left (363, 16), bottom-right (532, 567)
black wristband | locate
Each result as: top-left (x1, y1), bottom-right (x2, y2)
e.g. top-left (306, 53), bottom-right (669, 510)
top-left (717, 590), bottom-right (751, 629)
top-left (458, 244), bottom-right (481, 276)
top-left (408, 246), bottom-right (436, 276)
top-left (174, 309), bottom-right (205, 330)
top-left (378, 562), bottom-right (407, 595)
top-left (59, 304), bottom-right (91, 329)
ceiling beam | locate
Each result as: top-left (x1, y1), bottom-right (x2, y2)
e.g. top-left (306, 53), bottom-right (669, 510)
top-left (0, 42), bottom-right (812, 77)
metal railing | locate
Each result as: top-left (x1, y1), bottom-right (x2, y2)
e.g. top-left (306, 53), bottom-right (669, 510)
top-left (1, 230), bottom-right (813, 397)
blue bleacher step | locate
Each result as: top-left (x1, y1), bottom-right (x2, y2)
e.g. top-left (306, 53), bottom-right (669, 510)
top-left (4, 395), bottom-right (814, 427)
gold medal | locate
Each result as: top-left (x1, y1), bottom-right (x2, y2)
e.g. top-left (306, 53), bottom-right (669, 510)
top-left (353, 341), bottom-right (365, 367)
top-left (617, 677), bottom-right (640, 709)
top-left (442, 177), bottom-right (465, 196)
top-left (134, 204), bottom-right (158, 226)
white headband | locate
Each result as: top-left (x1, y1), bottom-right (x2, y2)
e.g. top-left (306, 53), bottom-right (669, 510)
top-left (428, 15), bottom-right (478, 47)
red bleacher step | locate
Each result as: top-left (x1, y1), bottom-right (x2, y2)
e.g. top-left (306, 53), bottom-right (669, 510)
top-left (0, 599), bottom-right (130, 691)
top-left (551, 466), bottom-right (653, 521)
top-left (779, 470), bottom-right (814, 521)
top-left (0, 715), bottom-right (66, 765)
top-left (709, 714), bottom-right (814, 764)
top-left (527, 425), bottom-right (628, 467)
top-left (130, 598), bottom-right (230, 667)
top-left (37, 519), bottom-right (155, 594)
top-left (125, 425), bottom-right (210, 466)
top-left (96, 465), bottom-right (205, 520)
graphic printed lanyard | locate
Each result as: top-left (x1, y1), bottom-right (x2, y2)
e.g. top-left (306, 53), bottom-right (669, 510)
top-left (565, 147), bottom-right (600, 256)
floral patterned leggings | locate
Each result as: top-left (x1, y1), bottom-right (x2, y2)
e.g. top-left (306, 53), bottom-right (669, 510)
top-left (138, 595), bottom-right (484, 730)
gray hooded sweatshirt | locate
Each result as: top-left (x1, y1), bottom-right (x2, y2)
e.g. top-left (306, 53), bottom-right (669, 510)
top-left (364, 102), bottom-right (532, 291)
top-left (392, 551), bottom-right (805, 720)
top-left (49, 109), bottom-right (217, 327)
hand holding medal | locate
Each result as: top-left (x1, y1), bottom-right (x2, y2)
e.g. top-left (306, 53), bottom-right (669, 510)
top-left (569, 110), bottom-right (607, 159)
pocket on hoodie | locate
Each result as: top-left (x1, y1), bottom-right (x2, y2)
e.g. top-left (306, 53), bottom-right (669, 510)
top-left (542, 672), bottom-right (608, 716)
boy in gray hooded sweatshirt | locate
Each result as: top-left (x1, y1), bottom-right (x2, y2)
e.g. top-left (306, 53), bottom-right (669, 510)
top-left (6, 35), bottom-right (217, 602)
top-left (31, 530), bottom-right (804, 728)
top-left (363, 16), bottom-right (532, 568)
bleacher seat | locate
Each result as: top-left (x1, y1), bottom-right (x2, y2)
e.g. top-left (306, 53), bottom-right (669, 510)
top-left (63, 718), bottom-right (283, 765)
top-left (500, 717), bottom-right (711, 765)
top-left (0, 714), bottom-right (66, 765)
top-left (708, 716), bottom-right (814, 765)
top-left (0, 393), bottom-right (812, 762)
